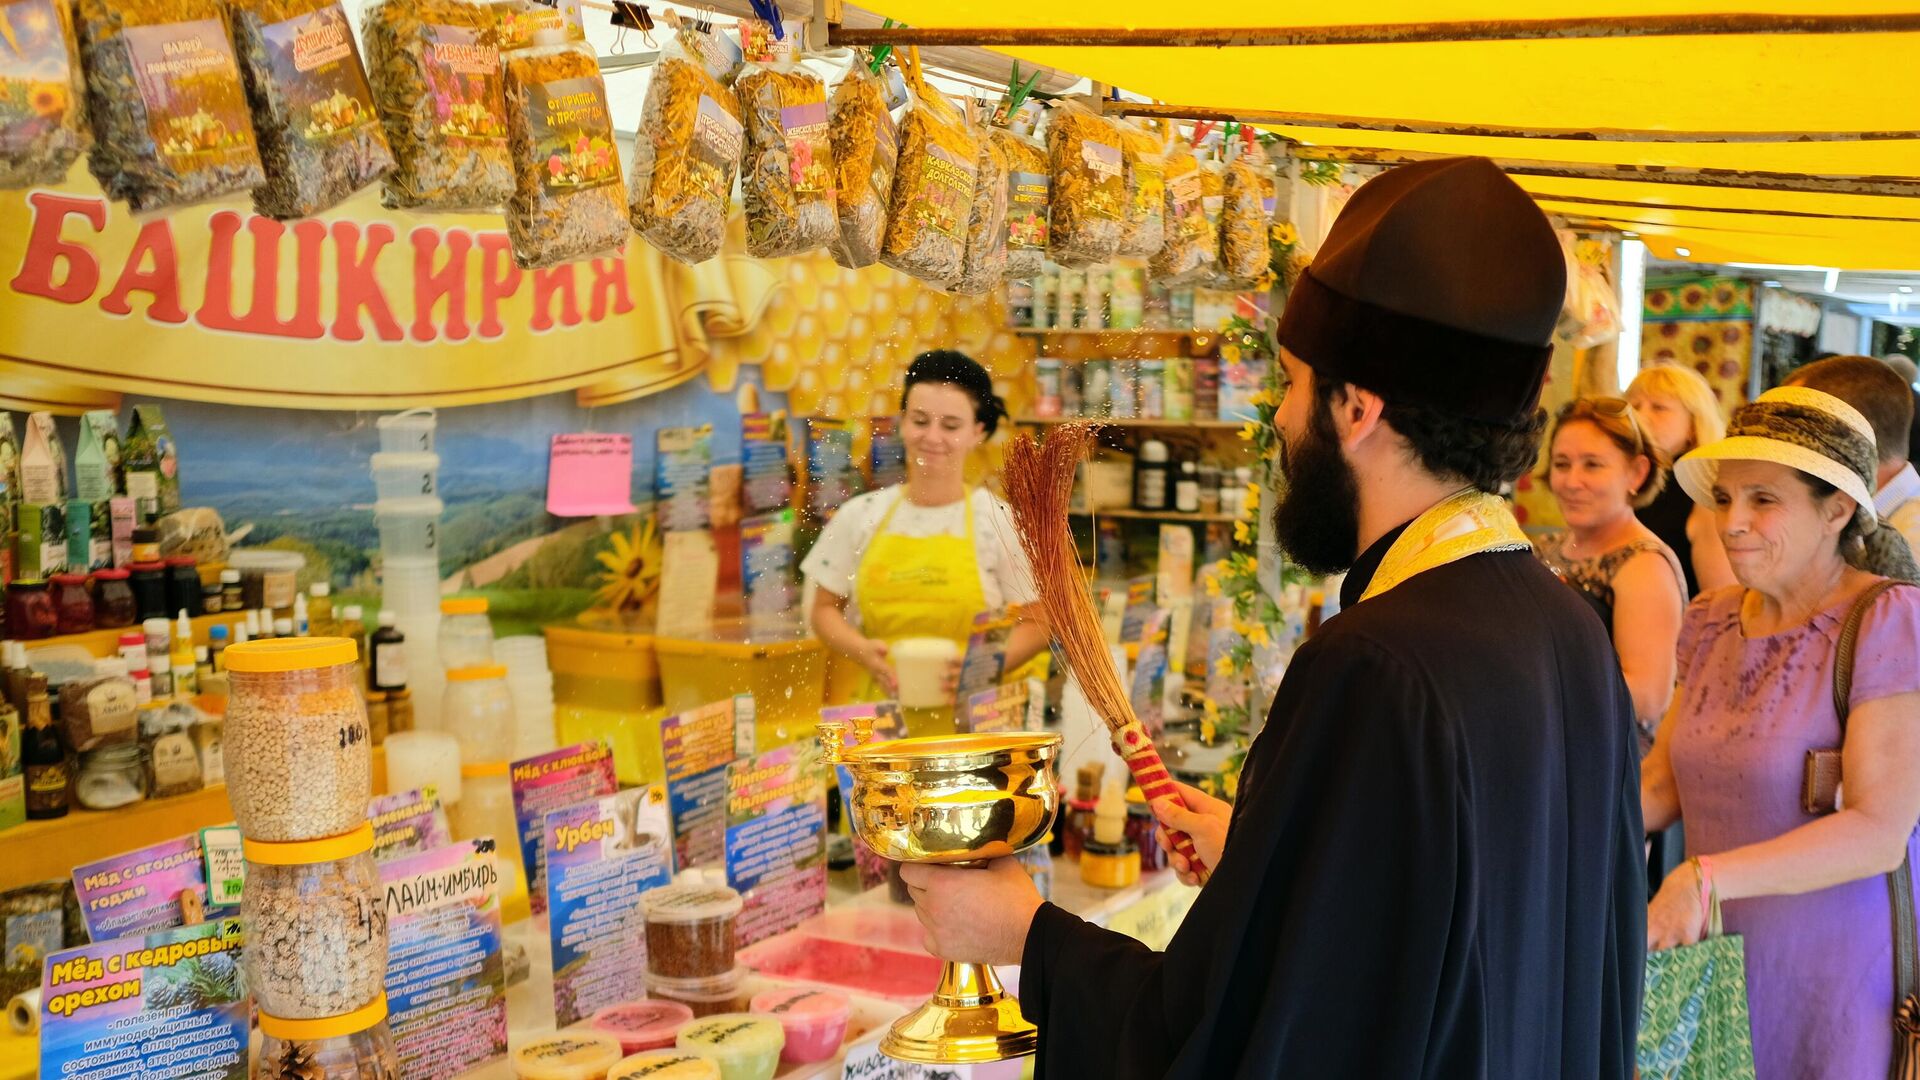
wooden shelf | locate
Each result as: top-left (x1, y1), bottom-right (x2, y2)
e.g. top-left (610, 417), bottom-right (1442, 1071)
top-left (1012, 327), bottom-right (1217, 360)
top-left (2, 748), bottom-right (389, 889)
top-left (1016, 415), bottom-right (1246, 430)
top-left (1070, 508), bottom-right (1239, 524)
top-left (22, 611), bottom-right (251, 658)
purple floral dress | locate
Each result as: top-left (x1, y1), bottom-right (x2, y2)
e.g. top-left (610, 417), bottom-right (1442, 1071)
top-left (1668, 583), bottom-right (1920, 1079)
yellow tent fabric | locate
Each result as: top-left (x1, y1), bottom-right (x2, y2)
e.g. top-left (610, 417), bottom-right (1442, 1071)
top-left (859, 1), bottom-right (1920, 268)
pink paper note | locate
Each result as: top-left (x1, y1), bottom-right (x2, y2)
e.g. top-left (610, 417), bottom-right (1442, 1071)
top-left (548, 433), bottom-right (637, 516)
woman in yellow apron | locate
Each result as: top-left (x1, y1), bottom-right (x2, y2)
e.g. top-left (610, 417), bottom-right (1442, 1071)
top-left (804, 351), bottom-right (1049, 736)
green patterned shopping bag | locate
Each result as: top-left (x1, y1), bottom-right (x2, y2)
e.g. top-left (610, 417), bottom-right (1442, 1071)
top-left (1637, 905), bottom-right (1757, 1080)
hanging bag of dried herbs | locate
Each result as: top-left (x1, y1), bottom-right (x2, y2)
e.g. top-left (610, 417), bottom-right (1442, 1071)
top-left (361, 0), bottom-right (513, 211)
top-left (1150, 131), bottom-right (1211, 282)
top-left (879, 47), bottom-right (976, 284)
top-left (987, 66), bottom-right (1047, 281)
top-left (826, 57), bottom-right (896, 270)
top-left (629, 23), bottom-right (743, 265)
top-left (0, 0), bottom-right (91, 189)
top-left (1219, 132), bottom-right (1276, 288)
top-left (945, 110), bottom-right (1008, 295)
top-left (502, 35), bottom-right (627, 268)
top-left (1116, 117), bottom-right (1165, 259)
top-left (75, 0), bottom-right (263, 212)
top-left (1044, 97), bottom-right (1123, 267)
top-left (732, 19), bottom-right (835, 259)
top-left (1196, 151), bottom-right (1227, 283)
top-left (229, 0), bottom-right (394, 219)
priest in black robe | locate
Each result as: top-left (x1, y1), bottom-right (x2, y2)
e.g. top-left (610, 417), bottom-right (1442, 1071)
top-left (900, 156), bottom-right (1645, 1077)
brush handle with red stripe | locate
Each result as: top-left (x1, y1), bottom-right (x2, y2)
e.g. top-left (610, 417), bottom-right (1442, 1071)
top-left (1114, 722), bottom-right (1211, 883)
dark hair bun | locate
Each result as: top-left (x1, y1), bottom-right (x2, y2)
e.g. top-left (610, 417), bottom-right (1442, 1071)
top-left (902, 349), bottom-right (1003, 436)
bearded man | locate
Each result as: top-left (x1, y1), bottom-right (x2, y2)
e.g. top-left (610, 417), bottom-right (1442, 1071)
top-left (900, 156), bottom-right (1645, 1077)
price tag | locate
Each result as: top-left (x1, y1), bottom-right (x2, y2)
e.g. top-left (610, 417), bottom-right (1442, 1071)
top-left (200, 826), bottom-right (245, 909)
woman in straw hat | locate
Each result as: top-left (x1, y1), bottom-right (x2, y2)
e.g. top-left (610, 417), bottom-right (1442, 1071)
top-left (1642, 386), bottom-right (1920, 1078)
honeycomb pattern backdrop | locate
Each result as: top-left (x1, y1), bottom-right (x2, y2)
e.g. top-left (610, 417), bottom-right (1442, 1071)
top-left (701, 244), bottom-right (1038, 484)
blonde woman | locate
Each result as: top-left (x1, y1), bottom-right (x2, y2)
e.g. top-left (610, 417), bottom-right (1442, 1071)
top-left (1627, 363), bottom-right (1737, 595)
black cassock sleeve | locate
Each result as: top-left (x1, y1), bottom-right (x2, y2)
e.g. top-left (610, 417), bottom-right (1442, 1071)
top-left (1020, 636), bottom-right (1479, 1079)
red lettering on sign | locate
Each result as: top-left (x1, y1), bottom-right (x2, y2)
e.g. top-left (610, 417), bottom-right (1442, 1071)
top-left (9, 192), bottom-right (105, 304)
top-left (530, 264), bottom-right (580, 332)
top-left (331, 221), bottom-right (403, 342)
top-left (588, 256), bottom-right (633, 321)
top-left (410, 227), bottom-right (472, 343)
top-left (477, 234), bottom-right (519, 340)
top-left (198, 214), bottom-right (326, 339)
top-left (100, 219), bottom-right (187, 324)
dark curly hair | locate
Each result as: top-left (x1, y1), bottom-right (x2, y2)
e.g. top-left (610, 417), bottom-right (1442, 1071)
top-left (1314, 377), bottom-right (1547, 493)
top-left (902, 349), bottom-right (1007, 437)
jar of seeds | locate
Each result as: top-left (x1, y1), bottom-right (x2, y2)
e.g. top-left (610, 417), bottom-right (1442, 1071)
top-left (243, 824), bottom-right (389, 1019)
top-left (256, 993), bottom-right (401, 1080)
top-left (225, 639), bottom-right (371, 841)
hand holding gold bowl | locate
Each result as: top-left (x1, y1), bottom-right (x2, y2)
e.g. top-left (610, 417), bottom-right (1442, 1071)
top-left (819, 720), bottom-right (1062, 1064)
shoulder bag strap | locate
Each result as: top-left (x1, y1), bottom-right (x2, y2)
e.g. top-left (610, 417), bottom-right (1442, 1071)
top-left (1831, 580), bottom-right (1920, 1079)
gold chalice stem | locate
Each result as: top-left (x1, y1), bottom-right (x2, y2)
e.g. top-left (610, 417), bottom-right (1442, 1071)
top-left (882, 861), bottom-right (1039, 1064)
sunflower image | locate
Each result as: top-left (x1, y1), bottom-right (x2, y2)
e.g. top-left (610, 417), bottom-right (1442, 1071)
top-left (1679, 284), bottom-right (1708, 312)
top-left (30, 82), bottom-right (65, 118)
top-left (592, 519), bottom-right (663, 614)
top-left (1645, 289), bottom-right (1674, 315)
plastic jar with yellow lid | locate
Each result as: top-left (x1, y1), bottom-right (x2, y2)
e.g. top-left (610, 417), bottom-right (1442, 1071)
top-left (608, 1052), bottom-right (722, 1080)
top-left (256, 994), bottom-right (400, 1080)
top-left (242, 824), bottom-right (389, 1019)
top-left (225, 638), bottom-right (371, 841)
top-left (674, 1015), bottom-right (783, 1080)
top-left (512, 1032), bottom-right (625, 1080)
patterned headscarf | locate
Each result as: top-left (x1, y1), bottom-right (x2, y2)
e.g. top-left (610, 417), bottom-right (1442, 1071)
top-left (1675, 387), bottom-right (1920, 582)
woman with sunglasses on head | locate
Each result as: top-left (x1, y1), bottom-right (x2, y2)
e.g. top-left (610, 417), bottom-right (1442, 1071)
top-left (1536, 397), bottom-right (1689, 756)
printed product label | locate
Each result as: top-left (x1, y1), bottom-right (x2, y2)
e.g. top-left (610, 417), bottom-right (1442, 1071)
top-left (122, 19), bottom-right (256, 175)
top-left (85, 682), bottom-right (138, 740)
top-left (422, 23), bottom-right (506, 148)
top-left (780, 99), bottom-right (829, 193)
top-left (0, 0), bottom-right (75, 153)
top-left (375, 641), bottom-right (408, 688)
top-left (1080, 139), bottom-right (1123, 220)
top-left (493, 4), bottom-right (577, 52)
top-left (259, 4), bottom-right (379, 148)
top-left (1130, 159), bottom-right (1163, 221)
top-left (150, 732), bottom-right (199, 788)
top-left (868, 110), bottom-right (897, 202)
top-left (690, 93), bottom-right (742, 202)
top-left (1007, 169), bottom-right (1048, 249)
top-left (5, 910), bottom-right (62, 975)
top-left (528, 75), bottom-right (617, 193)
top-left (917, 141), bottom-right (972, 241)
top-left (1203, 193), bottom-right (1224, 224)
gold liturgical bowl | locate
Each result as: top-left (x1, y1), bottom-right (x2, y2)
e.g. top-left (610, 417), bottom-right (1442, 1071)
top-left (820, 725), bottom-right (1062, 1064)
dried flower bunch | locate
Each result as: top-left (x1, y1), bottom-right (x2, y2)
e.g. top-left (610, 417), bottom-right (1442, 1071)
top-left (502, 40), bottom-right (627, 268)
top-left (990, 124), bottom-right (1047, 279)
top-left (826, 62), bottom-right (895, 270)
top-left (880, 77), bottom-right (976, 283)
top-left (76, 0), bottom-right (263, 211)
top-left (735, 54), bottom-right (835, 258)
top-left (1044, 99), bottom-right (1124, 266)
top-left (1116, 118), bottom-right (1165, 258)
top-left (629, 29), bottom-right (743, 264)
top-left (361, 0), bottom-right (513, 210)
top-left (1219, 152), bottom-right (1275, 287)
top-left (231, 0), bottom-right (394, 219)
top-left (1150, 136), bottom-right (1212, 281)
top-left (946, 120), bottom-right (1008, 295)
top-left (0, 0), bottom-right (92, 188)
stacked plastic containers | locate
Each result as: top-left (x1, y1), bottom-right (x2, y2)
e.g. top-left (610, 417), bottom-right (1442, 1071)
top-left (440, 598), bottom-right (515, 853)
top-left (373, 408), bottom-right (444, 726)
top-left (222, 638), bottom-right (397, 1077)
top-left (641, 883), bottom-right (748, 1018)
top-left (496, 635), bottom-right (558, 759)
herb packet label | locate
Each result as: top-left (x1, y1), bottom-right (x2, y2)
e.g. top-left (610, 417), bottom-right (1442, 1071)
top-left (260, 3), bottom-right (378, 150)
top-left (868, 111), bottom-right (897, 203)
top-left (421, 25), bottom-right (506, 148)
top-left (123, 19), bottom-right (255, 176)
top-left (0, 0), bottom-right (75, 152)
top-left (199, 825), bottom-right (245, 909)
top-left (691, 93), bottom-right (743, 201)
top-left (1008, 170), bottom-right (1048, 249)
top-left (918, 141), bottom-right (971, 241)
top-left (1131, 160), bottom-right (1164, 220)
top-left (529, 75), bottom-right (618, 194)
top-left (1081, 140), bottom-right (1124, 219)
top-left (781, 99), bottom-right (830, 193)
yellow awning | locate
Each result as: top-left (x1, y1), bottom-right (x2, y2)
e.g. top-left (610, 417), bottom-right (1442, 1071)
top-left (856, 1), bottom-right (1920, 268)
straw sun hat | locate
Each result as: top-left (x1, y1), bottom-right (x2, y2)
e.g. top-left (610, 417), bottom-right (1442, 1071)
top-left (1672, 386), bottom-right (1880, 532)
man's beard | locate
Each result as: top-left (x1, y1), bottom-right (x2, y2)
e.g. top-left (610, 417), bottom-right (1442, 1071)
top-left (1271, 397), bottom-right (1362, 577)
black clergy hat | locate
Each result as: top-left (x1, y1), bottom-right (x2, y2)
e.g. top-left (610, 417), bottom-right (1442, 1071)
top-left (1275, 156), bottom-right (1565, 425)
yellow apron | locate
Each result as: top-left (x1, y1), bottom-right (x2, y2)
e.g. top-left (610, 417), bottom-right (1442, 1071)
top-left (853, 489), bottom-right (988, 736)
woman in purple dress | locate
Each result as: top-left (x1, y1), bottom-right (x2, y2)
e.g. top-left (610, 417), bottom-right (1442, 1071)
top-left (1641, 387), bottom-right (1920, 1078)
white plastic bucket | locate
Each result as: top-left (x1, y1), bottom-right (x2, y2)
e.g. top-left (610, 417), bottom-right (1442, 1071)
top-left (376, 408), bottom-right (437, 454)
top-left (892, 637), bottom-right (961, 708)
top-left (370, 451), bottom-right (439, 500)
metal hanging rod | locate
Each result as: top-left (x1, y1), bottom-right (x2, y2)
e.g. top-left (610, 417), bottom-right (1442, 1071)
top-left (1105, 101), bottom-right (1920, 146)
top-left (826, 13), bottom-right (1920, 49)
top-left (1287, 147), bottom-right (1920, 198)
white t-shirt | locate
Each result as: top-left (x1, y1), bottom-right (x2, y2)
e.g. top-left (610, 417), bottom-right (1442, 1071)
top-left (801, 486), bottom-right (1038, 628)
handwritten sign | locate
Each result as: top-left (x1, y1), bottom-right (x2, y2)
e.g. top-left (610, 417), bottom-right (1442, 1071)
top-left (548, 433), bottom-right (638, 517)
top-left (71, 834), bottom-right (207, 942)
top-left (382, 838), bottom-right (509, 1079)
top-left (660, 697), bottom-right (746, 870)
top-left (724, 743), bottom-right (828, 946)
top-left (510, 741), bottom-right (619, 915)
top-left (544, 787), bottom-right (672, 1026)
top-left (39, 919), bottom-right (248, 1080)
